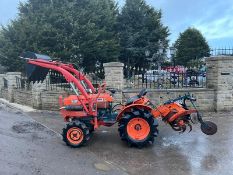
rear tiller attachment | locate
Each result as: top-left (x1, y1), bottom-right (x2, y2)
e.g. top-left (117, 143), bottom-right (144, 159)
top-left (155, 93), bottom-right (217, 135)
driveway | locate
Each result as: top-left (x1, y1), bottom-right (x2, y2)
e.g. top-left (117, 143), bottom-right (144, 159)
top-left (28, 110), bottom-right (233, 175)
top-left (1, 101), bottom-right (233, 175)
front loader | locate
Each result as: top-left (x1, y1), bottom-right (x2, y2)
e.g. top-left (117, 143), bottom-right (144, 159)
top-left (21, 52), bottom-right (217, 148)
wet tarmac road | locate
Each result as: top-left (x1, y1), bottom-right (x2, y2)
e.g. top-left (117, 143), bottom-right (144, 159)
top-left (1, 102), bottom-right (233, 175)
top-left (0, 103), bottom-right (124, 175)
top-left (28, 110), bottom-right (233, 175)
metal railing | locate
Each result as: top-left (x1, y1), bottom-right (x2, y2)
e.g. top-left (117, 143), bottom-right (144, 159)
top-left (211, 48), bottom-right (233, 56)
top-left (124, 68), bottom-right (206, 89)
top-left (45, 69), bottom-right (105, 91)
top-left (15, 76), bottom-right (31, 90)
top-left (46, 71), bottom-right (71, 91)
top-left (85, 70), bottom-right (105, 90)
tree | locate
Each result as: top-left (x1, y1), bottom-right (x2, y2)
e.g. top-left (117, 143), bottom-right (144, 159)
top-left (174, 28), bottom-right (210, 67)
top-left (0, 0), bottom-right (120, 72)
top-left (118, 0), bottom-right (169, 69)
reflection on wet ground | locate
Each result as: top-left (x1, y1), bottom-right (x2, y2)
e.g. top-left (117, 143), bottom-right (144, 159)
top-left (28, 110), bottom-right (233, 175)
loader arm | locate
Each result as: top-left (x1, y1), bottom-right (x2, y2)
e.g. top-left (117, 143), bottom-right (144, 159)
top-left (60, 64), bottom-right (96, 93)
top-left (27, 58), bottom-right (96, 93)
top-left (27, 59), bottom-right (97, 116)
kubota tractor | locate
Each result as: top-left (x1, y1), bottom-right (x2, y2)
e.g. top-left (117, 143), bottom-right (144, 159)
top-left (21, 52), bottom-right (217, 148)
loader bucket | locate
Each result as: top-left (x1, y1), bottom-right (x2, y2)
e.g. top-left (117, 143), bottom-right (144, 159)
top-left (21, 51), bottom-right (51, 83)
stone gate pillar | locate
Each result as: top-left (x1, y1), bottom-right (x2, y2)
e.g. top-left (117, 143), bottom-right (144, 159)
top-left (0, 74), bottom-right (5, 92)
top-left (5, 72), bottom-right (22, 102)
top-left (206, 56), bottom-right (233, 111)
top-left (103, 62), bottom-right (124, 103)
top-left (31, 78), bottom-right (47, 109)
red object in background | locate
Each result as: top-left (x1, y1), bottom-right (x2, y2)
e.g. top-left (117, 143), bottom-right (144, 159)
top-left (162, 66), bottom-right (186, 73)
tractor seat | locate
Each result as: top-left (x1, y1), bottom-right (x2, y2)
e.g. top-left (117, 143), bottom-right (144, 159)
top-left (63, 105), bottom-right (83, 111)
top-left (125, 89), bottom-right (147, 105)
top-left (125, 95), bottom-right (140, 105)
top-left (107, 88), bottom-right (116, 94)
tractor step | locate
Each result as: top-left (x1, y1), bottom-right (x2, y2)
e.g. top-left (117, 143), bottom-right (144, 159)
top-left (103, 120), bottom-right (115, 124)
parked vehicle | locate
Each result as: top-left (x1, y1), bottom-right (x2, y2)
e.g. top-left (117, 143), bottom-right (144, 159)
top-left (144, 70), bottom-right (169, 82)
top-left (184, 69), bottom-right (206, 87)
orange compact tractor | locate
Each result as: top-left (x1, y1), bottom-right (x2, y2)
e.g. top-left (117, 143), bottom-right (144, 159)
top-left (21, 52), bottom-right (217, 148)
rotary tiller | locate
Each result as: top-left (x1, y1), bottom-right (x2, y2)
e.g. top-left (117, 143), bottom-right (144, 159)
top-left (21, 52), bottom-right (217, 148)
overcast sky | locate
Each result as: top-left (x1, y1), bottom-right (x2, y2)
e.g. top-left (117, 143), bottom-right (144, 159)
top-left (0, 0), bottom-right (232, 48)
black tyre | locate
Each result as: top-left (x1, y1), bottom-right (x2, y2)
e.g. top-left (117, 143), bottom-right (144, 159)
top-left (118, 108), bottom-right (159, 148)
top-left (201, 121), bottom-right (217, 135)
top-left (84, 122), bottom-right (95, 133)
top-left (62, 121), bottom-right (90, 148)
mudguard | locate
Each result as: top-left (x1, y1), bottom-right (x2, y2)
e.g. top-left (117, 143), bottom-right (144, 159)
top-left (116, 104), bottom-right (153, 122)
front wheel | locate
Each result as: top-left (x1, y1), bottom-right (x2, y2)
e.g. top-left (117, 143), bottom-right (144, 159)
top-left (118, 108), bottom-right (158, 148)
top-left (62, 121), bottom-right (90, 148)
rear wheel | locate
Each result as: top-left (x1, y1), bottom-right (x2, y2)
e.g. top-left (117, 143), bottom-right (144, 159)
top-left (62, 121), bottom-right (90, 148)
top-left (118, 108), bottom-right (158, 148)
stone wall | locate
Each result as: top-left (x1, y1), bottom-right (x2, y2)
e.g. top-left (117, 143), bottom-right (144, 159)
top-left (123, 88), bottom-right (215, 111)
top-left (1, 89), bottom-right (8, 100)
top-left (1, 56), bottom-right (233, 112)
top-left (103, 62), bottom-right (124, 103)
top-left (0, 74), bottom-right (5, 90)
top-left (206, 56), bottom-right (233, 111)
top-left (14, 89), bottom-right (33, 107)
top-left (41, 90), bottom-right (67, 110)
top-left (0, 71), bottom-right (66, 110)
top-left (0, 72), bottom-right (69, 110)
top-left (13, 89), bottom-right (66, 111)
top-left (5, 72), bottom-right (21, 102)
top-left (104, 62), bottom-right (124, 89)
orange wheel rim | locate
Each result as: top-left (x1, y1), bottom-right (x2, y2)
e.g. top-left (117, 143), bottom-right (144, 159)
top-left (127, 118), bottom-right (150, 141)
top-left (67, 127), bottom-right (84, 145)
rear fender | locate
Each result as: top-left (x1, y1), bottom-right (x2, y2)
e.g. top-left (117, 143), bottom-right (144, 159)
top-left (116, 104), bottom-right (153, 121)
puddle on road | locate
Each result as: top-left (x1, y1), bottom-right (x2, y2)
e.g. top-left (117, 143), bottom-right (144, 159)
top-left (161, 137), bottom-right (184, 147)
top-left (12, 121), bottom-right (45, 134)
